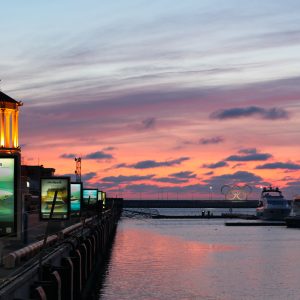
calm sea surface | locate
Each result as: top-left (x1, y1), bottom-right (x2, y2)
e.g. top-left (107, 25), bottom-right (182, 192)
top-left (97, 209), bottom-right (300, 300)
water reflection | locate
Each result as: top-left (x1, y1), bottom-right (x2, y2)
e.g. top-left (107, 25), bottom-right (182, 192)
top-left (98, 218), bottom-right (300, 300)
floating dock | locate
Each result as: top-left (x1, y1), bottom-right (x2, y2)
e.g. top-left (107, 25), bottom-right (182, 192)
top-left (225, 221), bottom-right (286, 226)
top-left (152, 213), bottom-right (257, 220)
top-left (124, 200), bottom-right (260, 208)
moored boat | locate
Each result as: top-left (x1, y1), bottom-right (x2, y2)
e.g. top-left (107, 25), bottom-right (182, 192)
top-left (286, 195), bottom-right (300, 228)
top-left (256, 186), bottom-right (291, 221)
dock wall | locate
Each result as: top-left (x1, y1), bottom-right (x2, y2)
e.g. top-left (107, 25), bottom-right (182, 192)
top-left (0, 199), bottom-right (122, 300)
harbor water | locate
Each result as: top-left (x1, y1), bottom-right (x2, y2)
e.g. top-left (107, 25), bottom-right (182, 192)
top-left (96, 209), bottom-right (300, 300)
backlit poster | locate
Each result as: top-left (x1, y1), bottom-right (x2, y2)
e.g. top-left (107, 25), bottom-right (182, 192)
top-left (40, 177), bottom-right (70, 220)
top-left (0, 158), bottom-right (15, 236)
top-left (98, 191), bottom-right (102, 202)
top-left (83, 189), bottom-right (98, 207)
top-left (71, 182), bottom-right (82, 216)
top-left (102, 191), bottom-right (106, 208)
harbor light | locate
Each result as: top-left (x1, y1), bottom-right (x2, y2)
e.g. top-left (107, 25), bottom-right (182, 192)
top-left (0, 91), bottom-right (23, 150)
top-left (0, 90), bottom-right (22, 238)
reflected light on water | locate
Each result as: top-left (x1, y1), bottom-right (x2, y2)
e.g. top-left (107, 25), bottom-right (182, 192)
top-left (97, 218), bottom-right (300, 300)
top-left (99, 222), bottom-right (237, 300)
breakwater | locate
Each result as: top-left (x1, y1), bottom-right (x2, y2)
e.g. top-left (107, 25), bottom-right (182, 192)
top-left (0, 199), bottom-right (122, 300)
top-left (123, 200), bottom-right (260, 208)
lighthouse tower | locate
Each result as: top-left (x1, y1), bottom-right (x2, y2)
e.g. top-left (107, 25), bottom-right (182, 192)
top-left (0, 91), bottom-right (22, 150)
top-left (0, 91), bottom-right (23, 238)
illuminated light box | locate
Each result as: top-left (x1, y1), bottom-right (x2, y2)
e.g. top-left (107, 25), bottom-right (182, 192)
top-left (83, 189), bottom-right (98, 208)
top-left (98, 190), bottom-right (103, 211)
top-left (102, 191), bottom-right (106, 208)
top-left (40, 177), bottom-right (70, 220)
top-left (70, 182), bottom-right (82, 216)
top-left (98, 190), bottom-right (102, 202)
top-left (0, 157), bottom-right (16, 236)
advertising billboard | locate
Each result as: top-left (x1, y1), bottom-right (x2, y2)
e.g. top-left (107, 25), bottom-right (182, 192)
top-left (102, 191), bottom-right (106, 208)
top-left (98, 190), bottom-right (102, 202)
top-left (0, 157), bottom-right (16, 236)
top-left (70, 182), bottom-right (82, 216)
top-left (40, 177), bottom-right (70, 220)
top-left (83, 189), bottom-right (98, 208)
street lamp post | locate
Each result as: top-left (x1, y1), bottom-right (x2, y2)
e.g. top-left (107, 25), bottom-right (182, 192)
top-left (209, 186), bottom-right (213, 200)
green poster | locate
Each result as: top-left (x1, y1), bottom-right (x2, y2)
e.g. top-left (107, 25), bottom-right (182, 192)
top-left (71, 182), bottom-right (82, 215)
top-left (0, 158), bottom-right (15, 235)
top-left (83, 189), bottom-right (98, 206)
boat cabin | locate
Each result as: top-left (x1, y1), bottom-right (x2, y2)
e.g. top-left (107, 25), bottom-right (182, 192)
top-left (293, 195), bottom-right (300, 216)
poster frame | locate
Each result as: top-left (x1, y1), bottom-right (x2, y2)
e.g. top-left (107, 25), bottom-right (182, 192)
top-left (82, 188), bottom-right (98, 210)
top-left (0, 155), bottom-right (17, 237)
top-left (98, 190), bottom-right (102, 202)
top-left (102, 191), bottom-right (106, 208)
top-left (40, 176), bottom-right (70, 221)
top-left (70, 181), bottom-right (83, 217)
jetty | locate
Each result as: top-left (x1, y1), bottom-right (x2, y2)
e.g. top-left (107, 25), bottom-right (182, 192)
top-left (225, 221), bottom-right (286, 226)
top-left (0, 198), bottom-right (123, 299)
top-left (0, 91), bottom-right (124, 299)
top-left (123, 199), bottom-right (260, 208)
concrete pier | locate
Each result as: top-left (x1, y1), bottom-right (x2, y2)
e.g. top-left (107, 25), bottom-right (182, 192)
top-left (123, 200), bottom-right (260, 208)
top-left (0, 199), bottom-right (123, 300)
top-left (225, 221), bottom-right (286, 226)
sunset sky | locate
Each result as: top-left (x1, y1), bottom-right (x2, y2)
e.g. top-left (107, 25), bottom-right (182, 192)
top-left (1, 0), bottom-right (300, 199)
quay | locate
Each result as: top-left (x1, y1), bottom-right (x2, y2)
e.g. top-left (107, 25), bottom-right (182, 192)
top-left (0, 198), bottom-right (123, 300)
top-left (0, 91), bottom-right (123, 299)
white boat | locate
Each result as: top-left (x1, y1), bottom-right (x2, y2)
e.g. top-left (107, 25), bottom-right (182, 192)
top-left (256, 186), bottom-right (291, 220)
top-left (291, 195), bottom-right (300, 216)
top-left (286, 195), bottom-right (300, 227)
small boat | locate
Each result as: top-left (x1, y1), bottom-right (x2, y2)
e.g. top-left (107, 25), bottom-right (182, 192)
top-left (256, 186), bottom-right (291, 221)
top-left (286, 195), bottom-right (300, 228)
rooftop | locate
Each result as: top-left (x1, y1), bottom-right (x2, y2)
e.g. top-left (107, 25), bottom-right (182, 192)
top-left (0, 91), bottom-right (22, 107)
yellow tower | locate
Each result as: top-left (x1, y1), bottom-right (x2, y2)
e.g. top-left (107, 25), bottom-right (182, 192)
top-left (0, 91), bottom-right (23, 151)
top-left (0, 91), bottom-right (22, 238)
